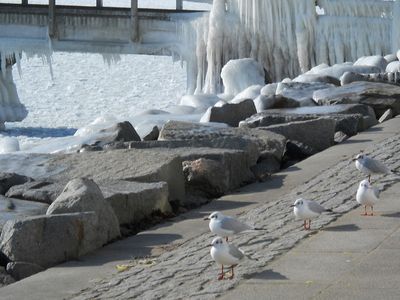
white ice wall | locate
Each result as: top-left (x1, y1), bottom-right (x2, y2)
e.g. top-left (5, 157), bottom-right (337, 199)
top-left (190, 0), bottom-right (397, 94)
top-left (0, 66), bottom-right (28, 124)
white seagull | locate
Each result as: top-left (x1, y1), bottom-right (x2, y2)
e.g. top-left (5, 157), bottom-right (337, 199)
top-left (356, 179), bottom-right (380, 216)
top-left (291, 198), bottom-right (332, 230)
top-left (210, 237), bottom-right (244, 280)
top-left (204, 211), bottom-right (261, 241)
top-left (353, 153), bottom-right (392, 182)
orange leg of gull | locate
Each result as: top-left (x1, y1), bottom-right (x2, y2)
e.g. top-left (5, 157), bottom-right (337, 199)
top-left (229, 266), bottom-right (235, 280)
top-left (225, 237), bottom-right (229, 242)
top-left (218, 265), bottom-right (224, 280)
top-left (361, 206), bottom-right (368, 216)
top-left (368, 174), bottom-right (371, 183)
top-left (304, 219), bottom-right (311, 230)
top-left (369, 206), bottom-right (374, 216)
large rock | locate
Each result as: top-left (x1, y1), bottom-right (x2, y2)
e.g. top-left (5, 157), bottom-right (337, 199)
top-left (45, 149), bottom-right (186, 205)
top-left (5, 181), bottom-right (63, 204)
top-left (158, 121), bottom-right (286, 162)
top-left (99, 121), bottom-right (141, 143)
top-left (6, 261), bottom-right (45, 280)
top-left (200, 99), bottom-right (256, 127)
top-left (239, 104), bottom-right (375, 136)
top-left (275, 82), bottom-right (335, 106)
top-left (0, 212), bottom-right (100, 268)
top-left (261, 118), bottom-right (336, 153)
top-left (99, 180), bottom-right (171, 226)
top-left (0, 195), bottom-right (48, 231)
top-left (313, 82), bottom-right (400, 118)
top-left (293, 74), bottom-right (340, 86)
top-left (0, 172), bottom-right (32, 195)
top-left (46, 178), bottom-right (120, 246)
top-left (183, 158), bottom-right (231, 199)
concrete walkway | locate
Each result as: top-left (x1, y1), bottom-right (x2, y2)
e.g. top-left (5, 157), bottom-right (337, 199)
top-left (1, 116), bottom-right (400, 299)
top-left (222, 181), bottom-right (400, 300)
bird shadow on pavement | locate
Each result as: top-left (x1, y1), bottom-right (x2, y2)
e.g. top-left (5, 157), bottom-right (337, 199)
top-left (381, 212), bottom-right (400, 218)
top-left (243, 269), bottom-right (288, 280)
top-left (322, 224), bottom-right (360, 232)
top-left (342, 139), bottom-right (372, 144)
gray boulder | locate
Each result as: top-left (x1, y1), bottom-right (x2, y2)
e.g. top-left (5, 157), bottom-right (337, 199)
top-left (6, 181), bottom-right (63, 204)
top-left (239, 104), bottom-right (374, 136)
top-left (183, 158), bottom-right (230, 199)
top-left (99, 121), bottom-right (141, 143)
top-left (250, 155), bottom-right (281, 182)
top-left (261, 118), bottom-right (336, 153)
top-left (159, 121), bottom-right (286, 162)
top-left (200, 99), bottom-right (256, 127)
top-left (0, 266), bottom-right (15, 287)
top-left (46, 149), bottom-right (186, 205)
top-left (47, 178), bottom-right (120, 245)
top-left (276, 82), bottom-right (335, 106)
top-left (313, 82), bottom-right (400, 118)
top-left (0, 172), bottom-right (33, 195)
top-left (182, 148), bottom-right (256, 201)
top-left (6, 261), bottom-right (45, 280)
top-left (0, 212), bottom-right (100, 268)
top-left (142, 126), bottom-right (160, 141)
top-left (99, 180), bottom-right (171, 226)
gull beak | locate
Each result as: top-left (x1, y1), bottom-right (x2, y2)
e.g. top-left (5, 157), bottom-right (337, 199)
top-left (352, 157), bottom-right (357, 161)
top-left (203, 217), bottom-right (210, 220)
top-left (290, 204), bottom-right (295, 207)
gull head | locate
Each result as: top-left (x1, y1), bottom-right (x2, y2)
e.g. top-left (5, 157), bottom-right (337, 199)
top-left (359, 179), bottom-right (370, 188)
top-left (211, 237), bottom-right (226, 248)
top-left (353, 153), bottom-right (365, 162)
top-left (292, 198), bottom-right (305, 208)
top-left (204, 211), bottom-right (223, 221)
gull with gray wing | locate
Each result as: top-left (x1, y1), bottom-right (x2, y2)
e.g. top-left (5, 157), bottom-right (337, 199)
top-left (204, 211), bottom-right (262, 241)
top-left (291, 198), bottom-right (332, 230)
top-left (356, 179), bottom-right (380, 216)
top-left (353, 153), bottom-right (392, 182)
top-left (210, 237), bottom-right (244, 280)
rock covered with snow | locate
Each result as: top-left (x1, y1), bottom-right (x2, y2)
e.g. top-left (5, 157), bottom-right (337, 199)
top-left (306, 63), bottom-right (381, 79)
top-left (384, 53), bottom-right (398, 64)
top-left (179, 94), bottom-right (222, 111)
top-left (386, 61), bottom-right (400, 73)
top-left (313, 81), bottom-right (400, 117)
top-left (200, 99), bottom-right (256, 127)
top-left (354, 55), bottom-right (388, 72)
top-left (221, 58), bottom-right (265, 96)
top-left (230, 85), bottom-right (263, 103)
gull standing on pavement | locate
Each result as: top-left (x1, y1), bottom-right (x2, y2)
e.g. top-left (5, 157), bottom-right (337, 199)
top-left (210, 237), bottom-right (244, 280)
top-left (292, 198), bottom-right (332, 230)
top-left (204, 211), bottom-right (262, 241)
top-left (356, 179), bottom-right (380, 216)
top-left (353, 153), bottom-right (392, 183)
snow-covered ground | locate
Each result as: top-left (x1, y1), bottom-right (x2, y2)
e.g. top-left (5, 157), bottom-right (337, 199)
top-left (0, 0), bottom-right (211, 153)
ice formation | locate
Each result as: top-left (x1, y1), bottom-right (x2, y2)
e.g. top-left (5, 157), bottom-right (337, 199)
top-left (190, 0), bottom-right (399, 94)
top-left (0, 65), bottom-right (28, 124)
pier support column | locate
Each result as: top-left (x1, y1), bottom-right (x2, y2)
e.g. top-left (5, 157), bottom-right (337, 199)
top-left (176, 0), bottom-right (183, 10)
top-left (48, 0), bottom-right (57, 38)
top-left (131, 0), bottom-right (139, 42)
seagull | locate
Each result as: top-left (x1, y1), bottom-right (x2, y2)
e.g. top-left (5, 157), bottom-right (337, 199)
top-left (291, 198), bottom-right (332, 230)
top-left (204, 211), bottom-right (261, 241)
top-left (353, 153), bottom-right (392, 183)
top-left (210, 237), bottom-right (244, 280)
top-left (356, 179), bottom-right (380, 216)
